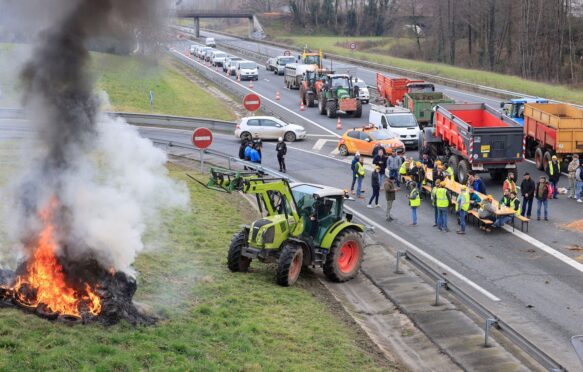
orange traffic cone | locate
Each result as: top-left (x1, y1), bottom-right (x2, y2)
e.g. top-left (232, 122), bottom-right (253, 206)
top-left (300, 101), bottom-right (305, 111)
top-left (249, 80), bottom-right (254, 89)
top-left (276, 91), bottom-right (281, 101)
top-left (336, 117), bottom-right (342, 130)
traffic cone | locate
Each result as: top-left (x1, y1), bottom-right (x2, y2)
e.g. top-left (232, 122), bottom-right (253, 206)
top-left (249, 80), bottom-right (254, 89)
top-left (336, 116), bottom-right (342, 130)
top-left (276, 91), bottom-right (281, 101)
top-left (300, 100), bottom-right (305, 111)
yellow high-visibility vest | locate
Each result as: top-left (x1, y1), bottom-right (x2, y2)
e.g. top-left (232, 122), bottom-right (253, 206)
top-left (436, 188), bottom-right (449, 208)
top-left (410, 189), bottom-right (421, 207)
top-left (356, 162), bottom-right (365, 177)
top-left (457, 192), bottom-right (470, 212)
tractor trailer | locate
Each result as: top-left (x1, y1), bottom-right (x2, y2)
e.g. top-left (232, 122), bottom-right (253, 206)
top-left (376, 73), bottom-right (435, 107)
top-left (523, 103), bottom-right (583, 171)
top-left (421, 103), bottom-right (524, 183)
top-left (403, 92), bottom-right (455, 128)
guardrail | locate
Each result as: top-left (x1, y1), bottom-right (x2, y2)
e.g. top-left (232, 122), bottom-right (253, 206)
top-left (0, 108), bottom-right (237, 133)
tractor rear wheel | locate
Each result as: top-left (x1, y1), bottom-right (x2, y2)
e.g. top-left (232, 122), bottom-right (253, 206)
top-left (318, 94), bottom-right (326, 115)
top-left (227, 231), bottom-right (251, 272)
top-left (324, 230), bottom-right (364, 282)
top-left (326, 101), bottom-right (338, 118)
top-left (352, 100), bottom-right (362, 118)
top-left (276, 243), bottom-right (303, 286)
top-left (457, 160), bottom-right (471, 184)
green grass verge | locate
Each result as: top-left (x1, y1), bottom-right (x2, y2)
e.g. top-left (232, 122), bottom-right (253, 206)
top-left (0, 164), bottom-right (391, 371)
top-left (273, 36), bottom-right (583, 105)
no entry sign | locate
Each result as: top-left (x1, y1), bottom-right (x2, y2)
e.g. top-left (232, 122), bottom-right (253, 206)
top-left (243, 93), bottom-right (261, 112)
top-left (192, 127), bottom-right (213, 149)
top-left (350, 42), bottom-right (356, 50)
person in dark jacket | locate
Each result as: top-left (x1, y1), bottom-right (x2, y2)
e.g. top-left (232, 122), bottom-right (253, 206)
top-left (250, 143), bottom-right (261, 164)
top-left (368, 166), bottom-right (381, 208)
top-left (350, 153), bottom-right (361, 195)
top-left (473, 174), bottom-right (487, 194)
top-left (384, 176), bottom-right (398, 221)
top-left (372, 143), bottom-right (383, 158)
top-left (535, 176), bottom-right (551, 221)
top-left (409, 161), bottom-right (425, 191)
top-left (373, 148), bottom-right (387, 185)
top-left (421, 153), bottom-right (434, 169)
top-left (239, 139), bottom-right (249, 170)
top-left (520, 172), bottom-right (535, 218)
top-left (276, 137), bottom-right (287, 173)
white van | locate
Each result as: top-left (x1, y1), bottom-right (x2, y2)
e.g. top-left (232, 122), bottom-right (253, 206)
top-left (369, 104), bottom-right (420, 148)
top-left (211, 51), bottom-right (227, 67)
top-left (205, 37), bottom-right (216, 47)
top-left (237, 61), bottom-right (259, 81)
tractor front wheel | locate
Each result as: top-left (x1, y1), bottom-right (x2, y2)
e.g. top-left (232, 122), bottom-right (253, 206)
top-left (326, 101), bottom-right (338, 118)
top-left (324, 230), bottom-right (364, 282)
top-left (276, 243), bottom-right (303, 286)
top-left (227, 231), bottom-right (251, 272)
top-left (318, 94), bottom-right (326, 115)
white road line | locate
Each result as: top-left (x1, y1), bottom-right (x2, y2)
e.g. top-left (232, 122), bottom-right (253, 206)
top-left (172, 48), bottom-right (341, 139)
top-left (330, 148), bottom-right (340, 156)
top-left (313, 139), bottom-right (327, 151)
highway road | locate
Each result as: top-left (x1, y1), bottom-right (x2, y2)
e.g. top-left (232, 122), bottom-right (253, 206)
top-left (169, 32), bottom-right (583, 369)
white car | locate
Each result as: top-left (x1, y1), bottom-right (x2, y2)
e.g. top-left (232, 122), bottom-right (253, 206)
top-left (205, 37), bottom-right (216, 47)
top-left (197, 46), bottom-right (212, 59)
top-left (352, 78), bottom-right (370, 104)
top-left (225, 56), bottom-right (243, 74)
top-left (235, 116), bottom-right (306, 142)
top-left (236, 60), bottom-right (259, 81)
top-left (211, 51), bottom-right (227, 67)
top-left (189, 45), bottom-right (196, 55)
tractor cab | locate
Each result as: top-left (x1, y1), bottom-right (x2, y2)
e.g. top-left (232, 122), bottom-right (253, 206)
top-left (300, 49), bottom-right (324, 70)
top-left (500, 97), bottom-right (549, 126)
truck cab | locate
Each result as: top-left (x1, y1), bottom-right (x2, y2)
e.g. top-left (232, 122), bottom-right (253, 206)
top-left (500, 98), bottom-right (549, 126)
top-left (369, 105), bottom-right (420, 149)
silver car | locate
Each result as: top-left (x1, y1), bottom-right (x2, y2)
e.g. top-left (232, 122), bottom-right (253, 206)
top-left (235, 116), bottom-right (306, 142)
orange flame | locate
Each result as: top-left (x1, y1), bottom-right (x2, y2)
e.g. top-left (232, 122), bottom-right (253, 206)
top-left (12, 200), bottom-right (102, 317)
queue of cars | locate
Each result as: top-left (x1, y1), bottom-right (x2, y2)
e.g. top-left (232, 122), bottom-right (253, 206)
top-left (190, 42), bottom-right (259, 81)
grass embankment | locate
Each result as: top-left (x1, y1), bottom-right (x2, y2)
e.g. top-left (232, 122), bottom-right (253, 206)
top-left (93, 54), bottom-right (236, 120)
top-left (274, 36), bottom-right (583, 104)
top-left (0, 164), bottom-right (391, 370)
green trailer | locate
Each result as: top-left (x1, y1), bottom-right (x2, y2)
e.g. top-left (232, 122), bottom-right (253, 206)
top-left (403, 92), bottom-right (455, 127)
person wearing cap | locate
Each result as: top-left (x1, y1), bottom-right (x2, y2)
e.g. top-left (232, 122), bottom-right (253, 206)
top-left (407, 181), bottom-right (421, 225)
top-left (535, 175), bottom-right (551, 221)
top-left (520, 172), bottom-right (535, 218)
top-left (398, 158), bottom-right (411, 185)
top-left (409, 161), bottom-right (425, 192)
top-left (384, 175), bottom-right (399, 221)
top-left (276, 137), bottom-right (287, 173)
top-left (432, 164), bottom-right (445, 186)
top-left (547, 155), bottom-right (561, 199)
top-left (368, 166), bottom-right (382, 208)
top-left (444, 162), bottom-right (454, 181)
top-left (435, 181), bottom-right (451, 232)
top-left (503, 172), bottom-right (517, 194)
top-left (350, 153), bottom-right (361, 195)
top-left (387, 150), bottom-right (402, 187)
top-left (355, 156), bottom-right (366, 199)
top-left (567, 154), bottom-right (580, 199)
top-left (478, 195), bottom-right (497, 231)
top-left (456, 185), bottom-right (470, 234)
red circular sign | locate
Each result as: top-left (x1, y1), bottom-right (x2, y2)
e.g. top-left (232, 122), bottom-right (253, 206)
top-left (350, 42), bottom-right (356, 50)
top-left (243, 93), bottom-right (261, 112)
top-left (192, 127), bottom-right (213, 149)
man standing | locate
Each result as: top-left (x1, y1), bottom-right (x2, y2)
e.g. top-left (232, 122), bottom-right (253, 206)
top-left (355, 156), bottom-right (366, 199)
top-left (373, 148), bottom-right (387, 185)
top-left (407, 181), bottom-right (421, 226)
top-left (456, 186), bottom-right (470, 234)
top-left (576, 162), bottom-right (583, 203)
top-left (503, 172), bottom-right (517, 194)
top-left (384, 176), bottom-right (398, 221)
top-left (435, 181), bottom-right (451, 232)
top-left (368, 166), bottom-right (381, 208)
top-left (535, 176), bottom-right (551, 221)
top-left (432, 163), bottom-right (445, 186)
top-left (520, 173), bottom-right (535, 218)
top-left (372, 142), bottom-right (383, 158)
top-left (409, 161), bottom-right (425, 191)
top-left (350, 153), bottom-right (361, 195)
top-left (568, 154), bottom-right (580, 199)
top-left (547, 155), bottom-right (561, 199)
top-left (276, 137), bottom-right (287, 173)
top-left (421, 153), bottom-right (434, 169)
top-left (387, 151), bottom-right (402, 187)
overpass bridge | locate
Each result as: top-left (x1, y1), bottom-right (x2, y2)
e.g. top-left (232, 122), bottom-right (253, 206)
top-left (176, 10), bottom-right (259, 38)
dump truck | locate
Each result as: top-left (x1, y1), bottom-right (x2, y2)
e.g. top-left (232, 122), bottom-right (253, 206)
top-left (376, 73), bottom-right (435, 107)
top-left (192, 169), bottom-right (366, 287)
top-left (421, 103), bottom-right (524, 183)
top-left (500, 97), bottom-right (549, 126)
top-left (523, 103), bottom-right (583, 171)
top-left (403, 92), bottom-right (455, 128)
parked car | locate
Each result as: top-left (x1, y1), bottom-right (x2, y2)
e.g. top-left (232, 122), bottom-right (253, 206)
top-left (205, 37), bottom-right (216, 47)
top-left (225, 56), bottom-right (243, 74)
top-left (189, 45), bottom-right (196, 55)
top-left (197, 46), bottom-right (212, 59)
top-left (211, 51), bottom-right (227, 67)
top-left (235, 116), bottom-right (306, 142)
top-left (337, 126), bottom-right (405, 156)
top-left (204, 48), bottom-right (214, 62)
top-left (266, 57), bottom-right (277, 71)
top-left (236, 61), bottom-right (259, 81)
top-left (352, 78), bottom-right (370, 104)
top-left (274, 56), bottom-right (297, 75)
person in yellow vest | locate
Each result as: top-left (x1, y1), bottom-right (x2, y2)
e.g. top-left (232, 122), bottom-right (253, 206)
top-left (503, 172), bottom-right (517, 194)
top-left (444, 162), bottom-right (454, 181)
top-left (399, 158), bottom-right (410, 184)
top-left (435, 181), bottom-right (451, 232)
top-left (407, 181), bottom-right (421, 226)
top-left (493, 191), bottom-right (521, 228)
top-left (456, 186), bottom-right (470, 234)
top-left (547, 155), bottom-right (561, 199)
top-left (355, 156), bottom-right (366, 199)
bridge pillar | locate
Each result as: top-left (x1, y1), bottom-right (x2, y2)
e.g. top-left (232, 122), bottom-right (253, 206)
top-left (248, 16), bottom-right (253, 38)
top-left (193, 17), bottom-right (200, 38)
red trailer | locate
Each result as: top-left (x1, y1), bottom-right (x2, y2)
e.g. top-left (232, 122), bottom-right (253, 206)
top-left (421, 103), bottom-right (524, 183)
top-left (376, 73), bottom-right (435, 106)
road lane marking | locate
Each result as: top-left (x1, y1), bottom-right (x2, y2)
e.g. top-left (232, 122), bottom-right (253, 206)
top-left (313, 139), bottom-right (326, 151)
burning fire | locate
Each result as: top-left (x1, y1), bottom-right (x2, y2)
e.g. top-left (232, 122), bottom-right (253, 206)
top-left (10, 199), bottom-right (102, 318)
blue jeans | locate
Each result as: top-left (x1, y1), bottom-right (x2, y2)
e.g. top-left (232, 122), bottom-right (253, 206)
top-left (493, 215), bottom-right (512, 228)
top-left (356, 177), bottom-right (363, 197)
top-left (459, 210), bottom-right (467, 232)
top-left (536, 199), bottom-right (548, 219)
top-left (437, 207), bottom-right (449, 230)
top-left (411, 207), bottom-right (418, 225)
top-left (577, 181), bottom-right (583, 199)
top-left (389, 169), bottom-right (399, 186)
top-left (521, 198), bottom-right (533, 217)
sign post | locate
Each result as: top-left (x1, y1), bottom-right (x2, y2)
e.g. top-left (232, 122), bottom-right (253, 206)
top-left (243, 93), bottom-right (261, 113)
top-left (192, 127), bottom-right (213, 173)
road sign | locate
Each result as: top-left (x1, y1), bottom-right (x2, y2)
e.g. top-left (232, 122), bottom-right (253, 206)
top-left (283, 50), bottom-right (292, 56)
top-left (350, 42), bottom-right (356, 50)
top-left (243, 93), bottom-right (261, 112)
top-left (192, 127), bottom-right (213, 149)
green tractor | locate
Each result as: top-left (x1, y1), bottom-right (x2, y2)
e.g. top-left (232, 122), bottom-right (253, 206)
top-left (199, 168), bottom-right (366, 286)
top-left (317, 74), bottom-right (362, 119)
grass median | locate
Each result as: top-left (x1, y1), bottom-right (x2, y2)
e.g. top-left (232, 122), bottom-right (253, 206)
top-left (0, 163), bottom-right (392, 371)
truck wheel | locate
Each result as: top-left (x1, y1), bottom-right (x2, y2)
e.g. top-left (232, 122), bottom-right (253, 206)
top-left (534, 147), bottom-right (545, 170)
top-left (543, 150), bottom-right (553, 172)
top-left (276, 243), bottom-right (303, 286)
top-left (457, 160), bottom-right (471, 184)
top-left (324, 229), bottom-right (364, 282)
top-left (339, 144), bottom-right (349, 156)
top-left (352, 100), bottom-right (362, 118)
top-left (326, 101), bottom-right (338, 118)
top-left (307, 94), bottom-right (315, 108)
top-left (227, 231), bottom-right (251, 272)
top-left (448, 155), bottom-right (459, 181)
top-left (318, 95), bottom-right (326, 115)
top-left (417, 133), bottom-right (425, 159)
